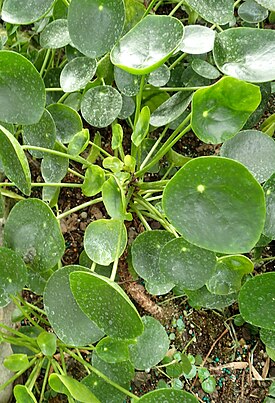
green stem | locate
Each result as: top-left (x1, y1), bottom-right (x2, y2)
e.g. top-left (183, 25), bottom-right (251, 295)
top-left (1, 335), bottom-right (39, 353)
top-left (145, 195), bottom-right (163, 202)
top-left (130, 203), bottom-right (152, 231)
top-left (16, 295), bottom-right (50, 326)
top-left (40, 49), bottom-right (51, 77)
top-left (45, 88), bottom-right (64, 92)
top-left (51, 359), bottom-right (65, 375)
top-left (169, 0), bottom-right (185, 16)
top-left (61, 0), bottom-right (70, 7)
top-left (143, 0), bottom-right (159, 17)
top-left (57, 92), bottom-right (70, 104)
top-left (64, 349), bottom-right (140, 401)
top-left (91, 261), bottom-right (97, 272)
top-left (234, 0), bottom-right (242, 7)
top-left (11, 296), bottom-right (45, 332)
top-left (26, 357), bottom-right (44, 390)
top-left (59, 347), bottom-right (67, 375)
top-left (169, 53), bottom-right (187, 70)
top-left (0, 322), bottom-right (39, 342)
top-left (139, 125), bottom-right (169, 170)
top-left (152, 86), bottom-right (202, 92)
top-left (68, 168), bottom-right (85, 180)
top-left (89, 141), bottom-right (112, 157)
top-left (39, 359), bottom-right (52, 403)
top-left (56, 197), bottom-right (103, 220)
top-left (255, 256), bottom-right (275, 263)
top-left (0, 357), bottom-right (38, 392)
top-left (132, 75), bottom-right (146, 158)
top-left (161, 163), bottom-right (175, 180)
top-left (137, 180), bottom-right (169, 190)
top-left (110, 258), bottom-right (119, 282)
top-left (22, 145), bottom-right (91, 167)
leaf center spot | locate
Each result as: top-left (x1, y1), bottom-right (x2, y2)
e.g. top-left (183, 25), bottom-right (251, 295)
top-left (202, 111), bottom-right (208, 118)
top-left (197, 184), bottom-right (205, 193)
top-left (99, 4), bottom-right (104, 11)
top-left (181, 247), bottom-right (187, 252)
top-left (266, 189), bottom-right (271, 195)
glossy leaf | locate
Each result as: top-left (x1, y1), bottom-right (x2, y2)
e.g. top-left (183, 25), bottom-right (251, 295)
top-left (260, 328), bottom-right (275, 349)
top-left (44, 266), bottom-right (104, 346)
top-left (185, 0), bottom-right (233, 24)
top-left (60, 57), bottom-right (97, 92)
top-left (82, 165), bottom-right (105, 197)
top-left (163, 157), bottom-right (265, 254)
top-left (150, 91), bottom-right (192, 128)
top-left (70, 271), bottom-right (144, 339)
top-left (132, 106), bottom-right (150, 147)
top-left (238, 0), bottom-right (268, 23)
top-left (220, 130), bottom-right (275, 183)
top-left (0, 51), bottom-right (45, 124)
top-left (0, 124), bottom-right (31, 195)
top-left (138, 389), bottom-right (199, 402)
top-left (191, 59), bottom-right (220, 80)
top-left (206, 255), bottom-right (253, 295)
top-left (4, 353), bottom-right (29, 372)
top-left (254, 0), bottom-right (275, 11)
top-left (185, 286), bottom-right (238, 309)
top-left (131, 230), bottom-right (174, 285)
top-left (114, 66), bottom-right (141, 96)
top-left (263, 174), bottom-right (275, 239)
top-left (112, 123), bottom-right (123, 150)
top-left (129, 316), bottom-right (169, 370)
top-left (0, 248), bottom-right (27, 307)
top-left (179, 25), bottom-right (215, 54)
top-left (27, 268), bottom-right (53, 295)
top-left (68, 128), bottom-right (90, 156)
top-left (68, 0), bottom-right (125, 58)
top-left (4, 199), bottom-right (65, 272)
top-left (49, 374), bottom-right (100, 402)
top-left (96, 337), bottom-right (131, 363)
top-left (13, 385), bottom-right (37, 403)
top-left (102, 176), bottom-right (127, 220)
top-left (2, 0), bottom-right (55, 24)
top-left (239, 273), bottom-right (275, 330)
top-left (213, 28), bottom-right (275, 83)
top-left (81, 86), bottom-right (122, 128)
top-left (22, 109), bottom-right (56, 159)
top-left (159, 238), bottom-right (216, 290)
top-left (118, 95), bottom-right (135, 119)
top-left (84, 219), bottom-right (127, 265)
top-left (148, 64), bottom-right (170, 87)
top-left (191, 77), bottom-right (261, 143)
top-left (103, 156), bottom-right (124, 173)
top-left (47, 103), bottom-right (82, 144)
top-left (40, 19), bottom-right (70, 49)
top-left (111, 15), bottom-right (184, 75)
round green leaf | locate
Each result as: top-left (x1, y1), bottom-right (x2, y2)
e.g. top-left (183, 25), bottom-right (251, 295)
top-left (82, 165), bottom-right (105, 197)
top-left (41, 153), bottom-right (69, 183)
top-left (60, 57), bottom-right (97, 92)
top-left (81, 373), bottom-right (127, 403)
top-left (263, 173), bottom-right (275, 239)
top-left (37, 331), bottom-right (57, 356)
top-left (213, 28), bottom-right (275, 83)
top-left (139, 389), bottom-right (199, 403)
top-left (163, 157), bottom-right (265, 254)
top-left (0, 124), bottom-right (31, 195)
top-left (44, 266), bottom-right (104, 346)
top-left (238, 0), bottom-right (269, 23)
top-left (0, 51), bottom-right (45, 124)
top-left (70, 271), bottom-right (144, 339)
top-left (191, 77), bottom-right (261, 144)
top-left (84, 219), bottom-right (127, 266)
top-left (111, 15), bottom-right (184, 75)
top-left (47, 103), bottom-right (82, 143)
top-left (220, 130), bottom-right (275, 183)
top-left (4, 353), bottom-right (29, 372)
top-left (118, 95), bottom-right (135, 119)
top-left (185, 286), bottom-right (237, 309)
top-left (179, 25), bottom-right (215, 54)
top-left (68, 0), bottom-right (125, 58)
top-left (129, 316), bottom-right (169, 370)
top-left (22, 109), bottom-right (56, 159)
top-left (145, 281), bottom-right (174, 296)
top-left (185, 0), bottom-right (234, 24)
top-left (191, 59), bottom-right (220, 80)
top-left (68, 128), bottom-right (90, 156)
top-left (206, 255), bottom-right (253, 295)
top-left (260, 328), bottom-right (275, 349)
top-left (0, 247), bottom-right (27, 307)
top-left (114, 66), bottom-right (141, 96)
top-left (131, 230), bottom-right (174, 285)
top-left (148, 64), bottom-right (170, 87)
top-left (49, 374), bottom-right (100, 402)
top-left (2, 0), bottom-right (55, 24)
top-left (4, 199), bottom-right (65, 272)
top-left (96, 337), bottom-right (130, 363)
top-left (159, 238), bottom-right (216, 290)
top-left (13, 385), bottom-right (37, 403)
top-left (81, 86), bottom-right (122, 128)
top-left (254, 0), bottom-right (275, 11)
top-left (40, 19), bottom-right (70, 49)
top-left (202, 376), bottom-right (216, 394)
top-left (150, 91), bottom-right (192, 128)
top-left (239, 273), bottom-right (275, 330)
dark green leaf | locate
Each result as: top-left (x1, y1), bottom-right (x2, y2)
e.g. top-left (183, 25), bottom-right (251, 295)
top-left (263, 173), bottom-right (275, 239)
top-left (138, 389), bottom-right (199, 402)
top-left (96, 337), bottom-right (131, 363)
top-left (2, 0), bottom-right (55, 24)
top-left (40, 19), bottom-right (70, 49)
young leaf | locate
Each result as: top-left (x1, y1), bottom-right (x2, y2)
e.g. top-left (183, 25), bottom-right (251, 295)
top-left (22, 109), bottom-right (56, 159)
top-left (96, 336), bottom-right (131, 363)
top-left (4, 199), bottom-right (65, 272)
top-left (4, 354), bottom-right (29, 372)
top-left (0, 247), bottom-right (27, 307)
top-left (263, 173), bottom-right (275, 239)
top-left (138, 388), bottom-right (199, 402)
top-left (206, 255), bottom-right (253, 295)
top-left (81, 86), bottom-right (122, 128)
top-left (148, 65), bottom-right (170, 87)
top-left (47, 103), bottom-right (82, 144)
top-left (13, 385), bottom-right (37, 403)
top-left (184, 0), bottom-right (234, 24)
top-left (202, 376), bottom-right (216, 394)
top-left (0, 124), bottom-right (31, 195)
top-left (159, 237), bottom-right (216, 290)
top-left (0, 51), bottom-right (45, 124)
top-left (82, 165), bottom-right (105, 197)
top-left (114, 66), bottom-right (141, 96)
top-left (132, 106), bottom-right (150, 147)
top-left (129, 316), bottom-right (169, 370)
top-left (191, 77), bottom-right (261, 144)
top-left (68, 128), bottom-right (90, 156)
top-left (70, 271), bottom-right (144, 339)
top-left (103, 157), bottom-right (124, 173)
top-left (191, 59), bottom-right (220, 80)
top-left (60, 57), bottom-right (97, 93)
top-left (163, 157), bottom-right (265, 254)
top-left (87, 132), bottom-right (101, 163)
top-left (68, 0), bottom-right (125, 58)
top-left (49, 374), bottom-right (100, 402)
top-left (40, 19), bottom-right (70, 49)
top-left (112, 123), bottom-right (123, 150)
top-left (239, 273), bottom-right (275, 330)
top-left (111, 15), bottom-right (184, 75)
top-left (44, 266), bottom-right (104, 346)
top-left (102, 176), bottom-right (127, 220)
top-left (179, 25), bottom-right (215, 54)
top-left (37, 332), bottom-right (57, 356)
top-left (213, 28), bottom-right (275, 83)
top-left (84, 219), bottom-right (127, 265)
top-left (1, 0), bottom-right (55, 24)
top-left (220, 130), bottom-right (275, 183)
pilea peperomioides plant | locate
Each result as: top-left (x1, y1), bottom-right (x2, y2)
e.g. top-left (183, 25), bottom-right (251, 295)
top-left (0, 0), bottom-right (275, 401)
